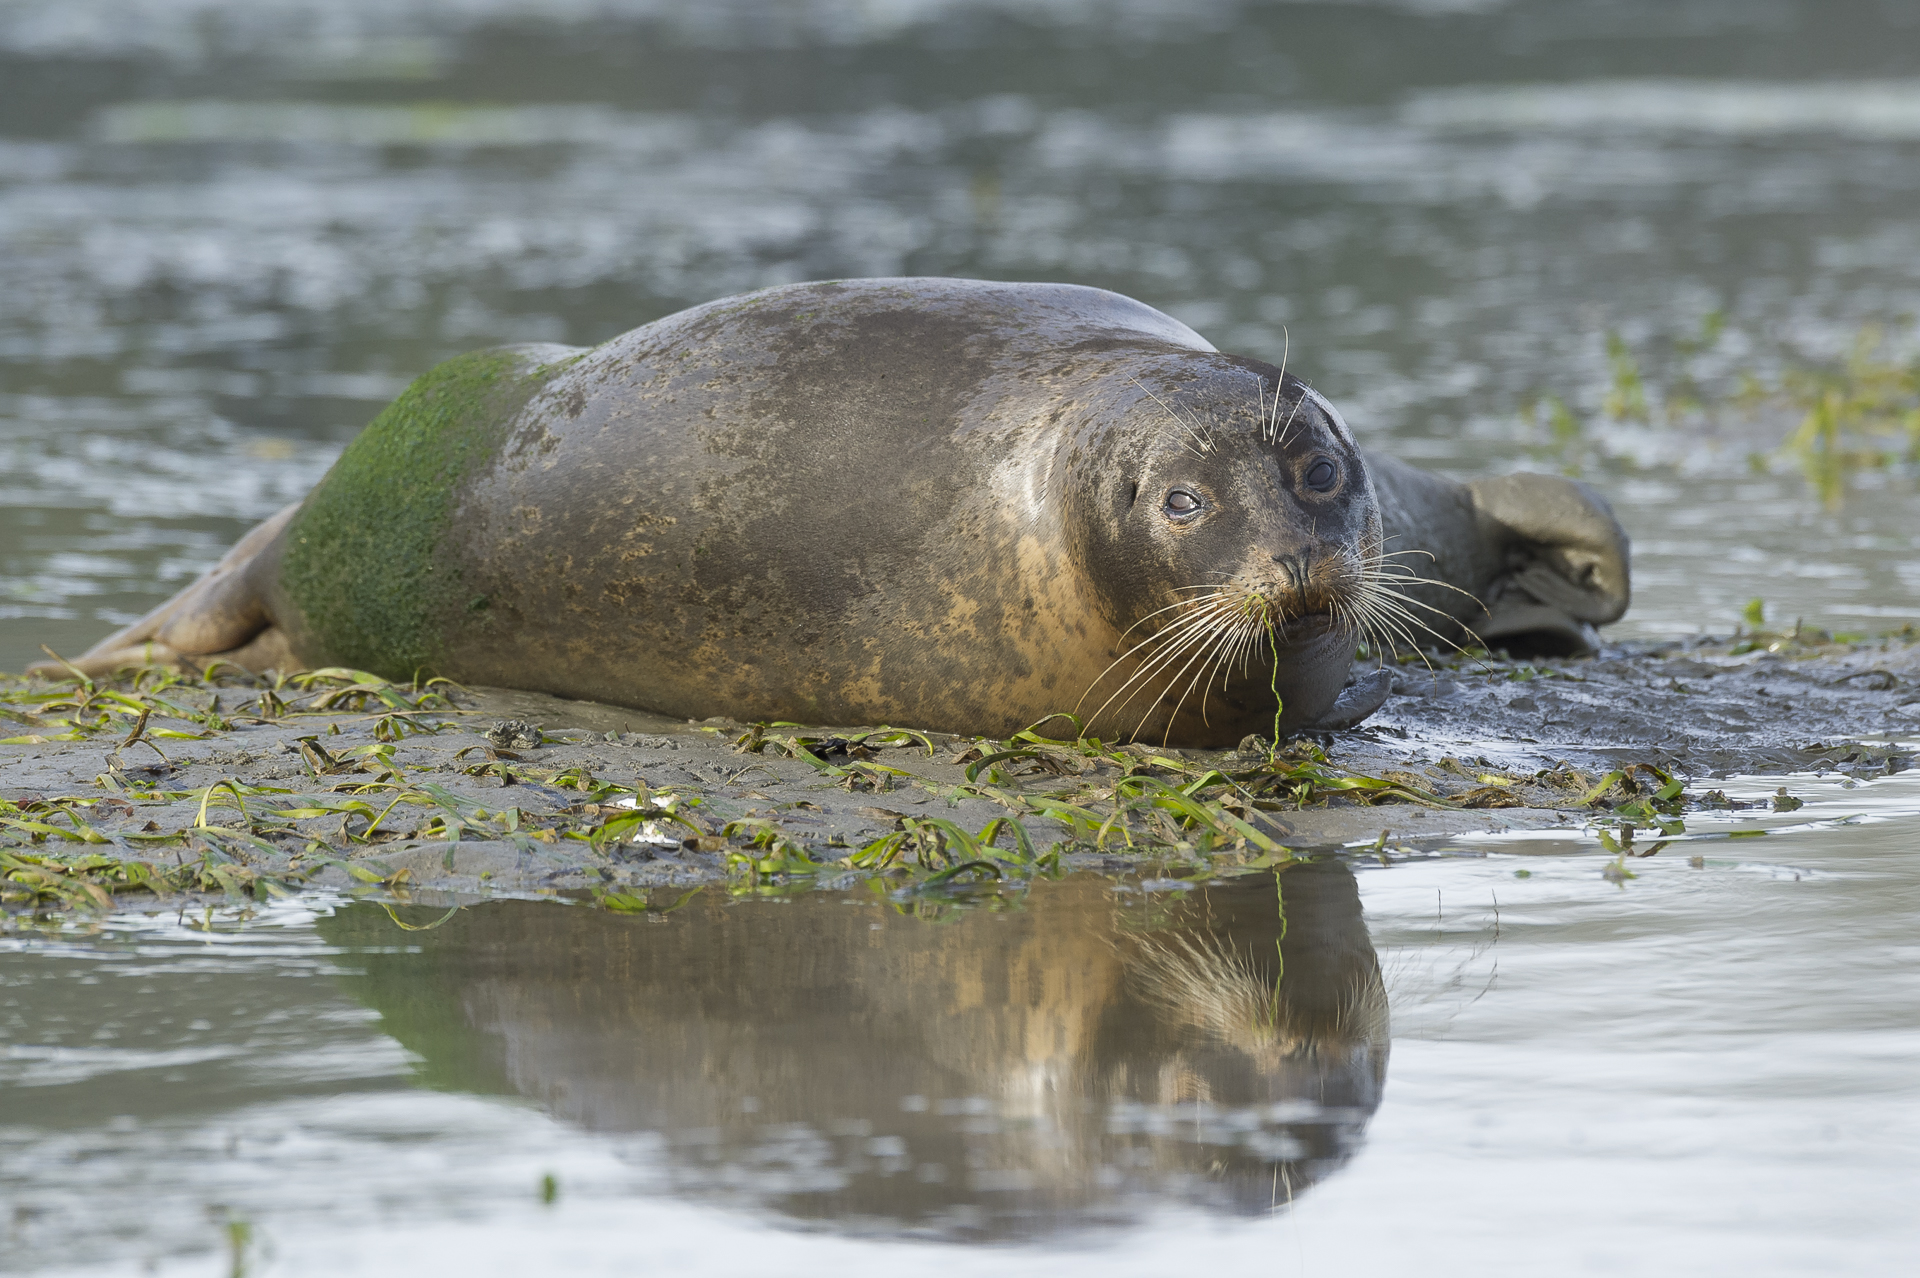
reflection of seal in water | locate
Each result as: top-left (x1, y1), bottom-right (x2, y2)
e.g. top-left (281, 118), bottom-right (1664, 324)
top-left (39, 279), bottom-right (1628, 744)
top-left (319, 861), bottom-right (1387, 1237)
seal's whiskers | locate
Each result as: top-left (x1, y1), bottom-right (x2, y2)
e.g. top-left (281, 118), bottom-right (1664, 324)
top-left (1189, 609), bottom-right (1270, 732)
top-left (1247, 328), bottom-right (1293, 446)
top-left (1129, 622), bottom-right (1239, 742)
top-left (1129, 377), bottom-right (1216, 459)
top-left (1084, 570), bottom-right (1324, 742)
top-left (1366, 549), bottom-right (1484, 605)
top-left (1079, 590), bottom-right (1254, 736)
top-left (1341, 544), bottom-right (1480, 663)
top-left (1078, 598), bottom-right (1228, 712)
top-left (1143, 606), bottom-right (1267, 741)
top-left (1273, 388), bottom-right (1309, 448)
top-left (1083, 596), bottom-right (1241, 734)
top-left (1269, 328), bottom-right (1289, 442)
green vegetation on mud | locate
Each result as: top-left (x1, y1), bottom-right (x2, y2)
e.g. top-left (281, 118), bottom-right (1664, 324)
top-left (1524, 317), bottom-right (1920, 505)
top-left (9, 616), bottom-right (1915, 922)
top-left (10, 653), bottom-right (1869, 922)
top-left (279, 348), bottom-right (555, 678)
top-left (1, 665), bottom-right (464, 912)
top-left (0, 663), bottom-right (1465, 918)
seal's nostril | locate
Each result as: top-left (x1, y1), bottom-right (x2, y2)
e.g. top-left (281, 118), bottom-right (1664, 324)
top-left (1269, 553), bottom-right (1314, 592)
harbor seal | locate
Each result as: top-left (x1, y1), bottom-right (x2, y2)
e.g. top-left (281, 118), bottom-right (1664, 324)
top-left (34, 278), bottom-right (1628, 745)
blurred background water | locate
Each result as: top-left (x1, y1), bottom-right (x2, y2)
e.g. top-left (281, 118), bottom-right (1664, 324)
top-left (3, 0), bottom-right (1920, 669)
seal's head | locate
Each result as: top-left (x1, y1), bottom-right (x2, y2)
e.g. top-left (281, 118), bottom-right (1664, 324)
top-left (1070, 360), bottom-right (1398, 744)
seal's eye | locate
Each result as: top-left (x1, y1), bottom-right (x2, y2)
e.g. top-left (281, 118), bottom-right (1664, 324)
top-left (1304, 458), bottom-right (1339, 492)
top-left (1163, 488), bottom-right (1204, 520)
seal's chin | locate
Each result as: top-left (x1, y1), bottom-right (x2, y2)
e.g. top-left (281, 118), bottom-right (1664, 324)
top-left (1276, 611), bottom-right (1339, 643)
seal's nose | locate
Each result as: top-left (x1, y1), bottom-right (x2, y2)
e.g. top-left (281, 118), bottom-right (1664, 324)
top-left (1271, 551), bottom-right (1313, 594)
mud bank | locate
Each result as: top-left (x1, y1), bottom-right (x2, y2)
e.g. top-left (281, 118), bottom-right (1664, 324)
top-left (2, 631), bottom-right (1914, 909)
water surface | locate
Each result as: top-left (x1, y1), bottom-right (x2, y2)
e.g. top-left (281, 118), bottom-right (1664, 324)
top-left (5, 765), bottom-right (1917, 1275)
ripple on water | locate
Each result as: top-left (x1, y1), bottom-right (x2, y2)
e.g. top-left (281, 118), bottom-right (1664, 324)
top-left (3, 779), bottom-right (1918, 1275)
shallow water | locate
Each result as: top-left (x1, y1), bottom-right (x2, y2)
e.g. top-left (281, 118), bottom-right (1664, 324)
top-left (4, 0), bottom-right (1920, 668)
top-left (4, 764), bottom-right (1917, 1275)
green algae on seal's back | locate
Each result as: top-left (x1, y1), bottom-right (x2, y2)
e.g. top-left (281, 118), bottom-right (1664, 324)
top-left (273, 345), bottom-right (573, 678)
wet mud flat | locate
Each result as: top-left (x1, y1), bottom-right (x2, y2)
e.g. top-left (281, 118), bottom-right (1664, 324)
top-left (1, 629), bottom-right (1915, 912)
top-left (1373, 627), bottom-right (1920, 774)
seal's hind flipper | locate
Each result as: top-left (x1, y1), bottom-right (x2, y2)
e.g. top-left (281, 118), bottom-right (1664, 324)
top-left (30, 502), bottom-right (303, 678)
top-left (1310, 666), bottom-right (1393, 731)
top-left (1474, 592), bottom-right (1600, 658)
top-left (1468, 475), bottom-right (1629, 617)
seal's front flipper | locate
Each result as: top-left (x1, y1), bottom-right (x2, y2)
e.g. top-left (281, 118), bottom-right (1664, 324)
top-left (1310, 666), bottom-right (1393, 730)
top-left (28, 502), bottom-right (303, 678)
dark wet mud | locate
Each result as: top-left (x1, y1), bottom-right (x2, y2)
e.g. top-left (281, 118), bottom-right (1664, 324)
top-left (1371, 631), bottom-right (1920, 774)
top-left (4, 631), bottom-right (1913, 907)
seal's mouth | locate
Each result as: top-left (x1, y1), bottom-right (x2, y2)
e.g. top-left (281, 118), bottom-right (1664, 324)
top-left (1075, 568), bottom-right (1369, 740)
top-left (1274, 611), bottom-right (1338, 643)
